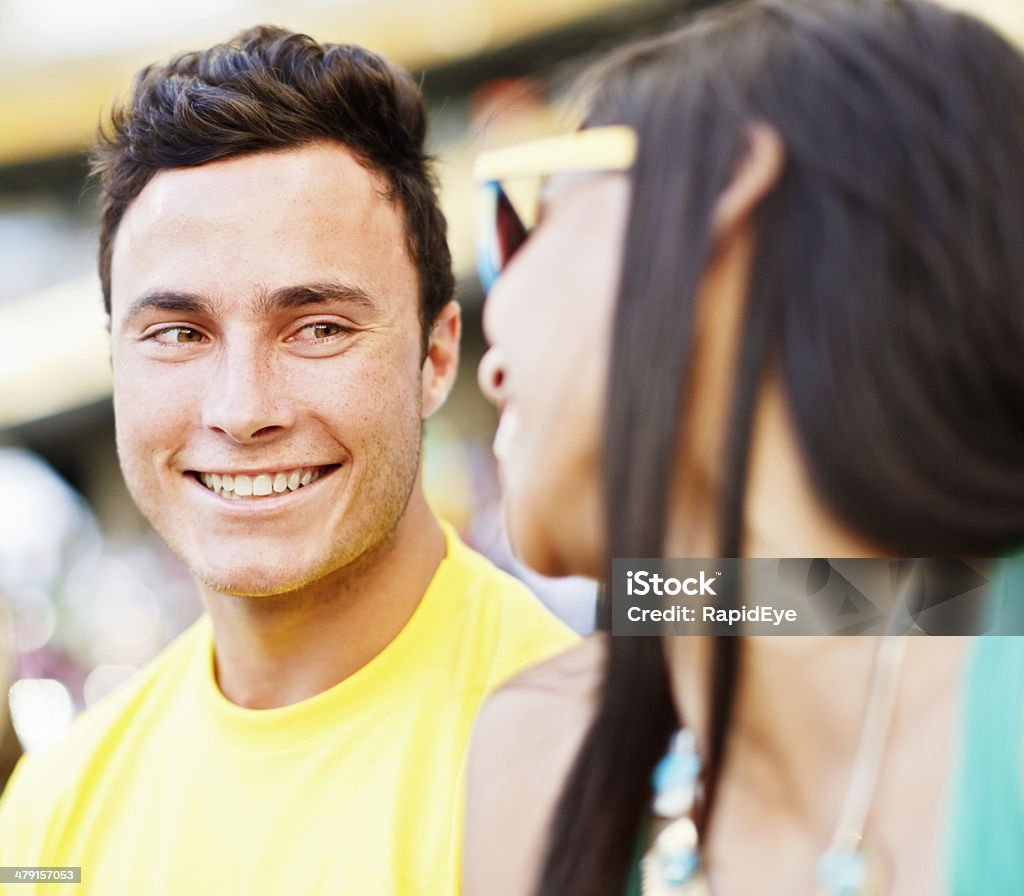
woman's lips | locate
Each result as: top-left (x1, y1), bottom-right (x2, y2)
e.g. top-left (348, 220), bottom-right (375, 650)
top-left (493, 406), bottom-right (520, 465)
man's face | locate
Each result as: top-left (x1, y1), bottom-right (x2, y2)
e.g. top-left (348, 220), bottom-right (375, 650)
top-left (109, 142), bottom-right (430, 596)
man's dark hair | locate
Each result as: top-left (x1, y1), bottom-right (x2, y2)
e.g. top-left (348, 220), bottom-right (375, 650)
top-left (91, 25), bottom-right (455, 343)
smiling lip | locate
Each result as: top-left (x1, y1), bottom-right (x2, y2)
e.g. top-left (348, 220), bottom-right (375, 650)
top-left (187, 464), bottom-right (338, 499)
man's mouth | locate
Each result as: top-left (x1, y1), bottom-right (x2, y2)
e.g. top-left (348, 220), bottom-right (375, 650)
top-left (190, 465), bottom-right (335, 499)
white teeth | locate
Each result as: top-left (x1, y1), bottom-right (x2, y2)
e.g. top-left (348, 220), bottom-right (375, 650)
top-left (197, 466), bottom-right (328, 498)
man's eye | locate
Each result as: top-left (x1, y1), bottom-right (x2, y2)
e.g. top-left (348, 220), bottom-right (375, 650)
top-left (297, 322), bottom-right (350, 341)
top-left (152, 327), bottom-right (206, 344)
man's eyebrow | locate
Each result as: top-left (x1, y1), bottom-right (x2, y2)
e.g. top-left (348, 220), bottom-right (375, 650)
top-left (123, 290), bottom-right (220, 324)
top-left (121, 282), bottom-right (383, 324)
top-left (257, 282), bottom-right (384, 316)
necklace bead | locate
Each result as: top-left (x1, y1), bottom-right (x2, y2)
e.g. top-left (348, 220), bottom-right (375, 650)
top-left (817, 848), bottom-right (868, 895)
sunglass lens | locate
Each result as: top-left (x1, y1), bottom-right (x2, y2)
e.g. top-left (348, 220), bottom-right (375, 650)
top-left (495, 187), bottom-right (528, 270)
top-left (477, 182), bottom-right (531, 294)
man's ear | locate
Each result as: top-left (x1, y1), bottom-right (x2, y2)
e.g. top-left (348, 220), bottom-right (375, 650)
top-left (421, 300), bottom-right (461, 418)
top-left (710, 123), bottom-right (785, 241)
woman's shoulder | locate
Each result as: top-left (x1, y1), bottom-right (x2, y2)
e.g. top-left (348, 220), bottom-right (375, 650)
top-left (463, 634), bottom-right (606, 896)
top-left (491, 628), bottom-right (605, 698)
top-left (471, 631), bottom-right (605, 764)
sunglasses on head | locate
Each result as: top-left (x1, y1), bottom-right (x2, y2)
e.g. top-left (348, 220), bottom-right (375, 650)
top-left (472, 125), bottom-right (638, 294)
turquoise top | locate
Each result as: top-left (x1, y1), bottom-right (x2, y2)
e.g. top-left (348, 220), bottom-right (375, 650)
top-left (947, 635), bottom-right (1024, 894)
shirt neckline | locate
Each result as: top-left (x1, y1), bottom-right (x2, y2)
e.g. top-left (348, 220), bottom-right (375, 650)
top-left (194, 521), bottom-right (464, 754)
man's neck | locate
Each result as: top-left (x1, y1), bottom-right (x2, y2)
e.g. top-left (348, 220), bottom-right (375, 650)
top-left (201, 493), bottom-right (446, 709)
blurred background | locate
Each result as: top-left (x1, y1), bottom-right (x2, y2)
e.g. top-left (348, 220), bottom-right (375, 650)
top-left (0, 0), bottom-right (1021, 783)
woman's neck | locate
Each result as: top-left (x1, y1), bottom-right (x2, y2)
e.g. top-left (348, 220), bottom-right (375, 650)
top-left (662, 633), bottom-right (971, 839)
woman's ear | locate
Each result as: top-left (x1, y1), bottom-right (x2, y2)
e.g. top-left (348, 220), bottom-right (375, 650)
top-left (710, 123), bottom-right (785, 239)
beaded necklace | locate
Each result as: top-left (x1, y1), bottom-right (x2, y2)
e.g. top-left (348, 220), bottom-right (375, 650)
top-left (642, 635), bottom-right (908, 895)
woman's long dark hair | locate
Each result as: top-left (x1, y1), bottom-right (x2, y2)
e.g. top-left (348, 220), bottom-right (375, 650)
top-left (534, 2), bottom-right (1024, 894)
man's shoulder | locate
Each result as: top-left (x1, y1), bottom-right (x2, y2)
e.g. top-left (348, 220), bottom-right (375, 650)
top-left (437, 524), bottom-right (581, 691)
top-left (441, 524), bottom-right (556, 619)
top-left (444, 528), bottom-right (577, 632)
top-left (1, 616), bottom-right (209, 810)
top-left (444, 534), bottom-right (537, 610)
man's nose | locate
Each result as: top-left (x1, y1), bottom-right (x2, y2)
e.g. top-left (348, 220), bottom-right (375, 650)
top-left (201, 344), bottom-right (296, 443)
top-left (477, 346), bottom-right (507, 407)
